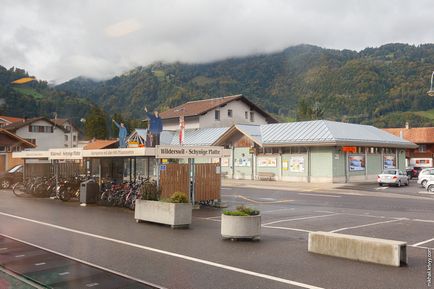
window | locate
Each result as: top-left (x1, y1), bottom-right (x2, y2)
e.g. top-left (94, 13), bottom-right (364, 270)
top-left (73, 135), bottom-right (77, 142)
top-left (29, 125), bottom-right (53, 133)
top-left (245, 111), bottom-right (248, 119)
top-left (228, 109), bottom-right (233, 118)
top-left (250, 111), bottom-right (254, 122)
top-left (215, 110), bottom-right (220, 121)
top-left (0, 146), bottom-right (5, 152)
top-left (65, 135), bottom-right (69, 141)
top-left (419, 144), bottom-right (427, 152)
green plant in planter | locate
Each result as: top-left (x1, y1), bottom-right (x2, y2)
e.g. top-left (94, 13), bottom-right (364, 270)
top-left (223, 205), bottom-right (260, 216)
top-left (164, 192), bottom-right (189, 203)
top-left (140, 179), bottom-right (161, 201)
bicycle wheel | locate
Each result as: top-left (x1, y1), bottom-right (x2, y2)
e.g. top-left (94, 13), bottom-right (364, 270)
top-left (12, 182), bottom-right (27, 197)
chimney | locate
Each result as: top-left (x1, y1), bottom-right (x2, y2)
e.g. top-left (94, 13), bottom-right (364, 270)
top-left (405, 122), bottom-right (409, 129)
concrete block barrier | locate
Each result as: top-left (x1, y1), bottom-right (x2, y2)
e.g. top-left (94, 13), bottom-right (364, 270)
top-left (308, 231), bottom-right (407, 267)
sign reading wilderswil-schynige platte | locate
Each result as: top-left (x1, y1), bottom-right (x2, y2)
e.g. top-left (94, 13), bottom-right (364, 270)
top-left (156, 145), bottom-right (224, 159)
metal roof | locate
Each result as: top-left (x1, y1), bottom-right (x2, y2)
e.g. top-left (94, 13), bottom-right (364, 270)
top-left (224, 121), bottom-right (416, 148)
top-left (129, 127), bottom-right (231, 146)
top-left (258, 120), bottom-right (417, 148)
top-left (236, 125), bottom-right (263, 144)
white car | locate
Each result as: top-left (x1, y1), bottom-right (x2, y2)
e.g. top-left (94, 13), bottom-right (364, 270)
top-left (426, 180), bottom-right (434, 193)
top-left (417, 168), bottom-right (434, 188)
top-left (377, 169), bottom-right (409, 187)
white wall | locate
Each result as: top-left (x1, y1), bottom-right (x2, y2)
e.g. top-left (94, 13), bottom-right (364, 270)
top-left (199, 100), bottom-right (267, 128)
top-left (163, 116), bottom-right (200, 131)
top-left (61, 120), bottom-right (79, 148)
top-left (15, 120), bottom-right (65, 150)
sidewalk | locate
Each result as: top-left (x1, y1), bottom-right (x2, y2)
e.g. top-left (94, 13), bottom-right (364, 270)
top-left (221, 178), bottom-right (372, 191)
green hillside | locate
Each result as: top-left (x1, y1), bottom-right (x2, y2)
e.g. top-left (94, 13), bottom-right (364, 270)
top-left (0, 66), bottom-right (94, 126)
top-left (57, 43), bottom-right (434, 128)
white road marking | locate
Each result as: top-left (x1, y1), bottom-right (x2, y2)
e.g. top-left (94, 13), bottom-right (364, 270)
top-left (314, 211), bottom-right (335, 214)
top-left (34, 262), bottom-right (46, 266)
top-left (412, 219), bottom-right (434, 223)
top-left (261, 208), bottom-right (295, 214)
top-left (15, 254), bottom-right (25, 257)
top-left (330, 219), bottom-right (405, 233)
top-left (298, 193), bottom-right (341, 198)
top-left (258, 197), bottom-right (276, 201)
top-left (262, 225), bottom-right (312, 233)
top-left (237, 195), bottom-right (293, 204)
top-left (58, 272), bottom-right (70, 276)
top-left (412, 237), bottom-right (434, 247)
top-left (86, 283), bottom-right (100, 287)
top-left (0, 213), bottom-right (324, 289)
top-left (263, 213), bottom-right (340, 226)
top-left (375, 187), bottom-right (389, 190)
top-left (0, 247), bottom-right (7, 251)
top-left (409, 244), bottom-right (434, 250)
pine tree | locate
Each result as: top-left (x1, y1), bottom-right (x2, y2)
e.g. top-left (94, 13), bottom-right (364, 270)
top-left (84, 107), bottom-right (108, 139)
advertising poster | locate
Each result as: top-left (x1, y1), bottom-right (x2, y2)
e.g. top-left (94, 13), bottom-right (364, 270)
top-left (349, 155), bottom-right (365, 171)
top-left (282, 160), bottom-right (289, 171)
top-left (289, 156), bottom-right (305, 172)
top-left (257, 157), bottom-right (277, 167)
top-left (383, 155), bottom-right (396, 169)
top-left (221, 157), bottom-right (230, 167)
top-left (235, 153), bottom-right (251, 167)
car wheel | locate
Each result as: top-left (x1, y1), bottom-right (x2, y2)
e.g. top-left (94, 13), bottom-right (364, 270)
top-left (1, 179), bottom-right (10, 189)
top-left (397, 181), bottom-right (401, 187)
top-left (405, 180), bottom-right (409, 186)
top-left (428, 185), bottom-right (434, 193)
top-left (422, 180), bottom-right (427, 187)
top-left (378, 183), bottom-right (383, 187)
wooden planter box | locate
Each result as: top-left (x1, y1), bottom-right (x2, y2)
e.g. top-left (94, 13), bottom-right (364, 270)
top-left (135, 200), bottom-right (192, 228)
top-left (221, 214), bottom-right (261, 240)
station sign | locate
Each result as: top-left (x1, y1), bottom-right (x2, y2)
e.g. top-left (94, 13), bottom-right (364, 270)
top-left (156, 145), bottom-right (225, 159)
top-left (12, 150), bottom-right (50, 159)
top-left (82, 148), bottom-right (148, 158)
top-left (49, 148), bottom-right (83, 160)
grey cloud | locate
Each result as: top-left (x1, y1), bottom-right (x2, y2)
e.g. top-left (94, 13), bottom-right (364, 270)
top-left (1, 0), bottom-right (434, 83)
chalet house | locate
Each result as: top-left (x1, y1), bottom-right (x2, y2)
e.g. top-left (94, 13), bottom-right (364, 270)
top-left (0, 116), bottom-right (24, 127)
top-left (0, 128), bottom-right (35, 173)
top-left (3, 117), bottom-right (68, 150)
top-left (159, 95), bottom-right (278, 131)
top-left (383, 126), bottom-right (434, 168)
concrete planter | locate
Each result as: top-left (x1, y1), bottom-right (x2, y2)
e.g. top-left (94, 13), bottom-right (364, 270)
top-left (221, 214), bottom-right (261, 240)
top-left (135, 199), bottom-right (192, 228)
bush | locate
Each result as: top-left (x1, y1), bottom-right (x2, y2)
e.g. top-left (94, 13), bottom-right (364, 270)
top-left (223, 205), bottom-right (260, 216)
top-left (140, 179), bottom-right (161, 201)
top-left (165, 192), bottom-right (189, 203)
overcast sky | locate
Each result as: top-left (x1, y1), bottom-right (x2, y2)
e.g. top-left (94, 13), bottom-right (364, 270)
top-left (1, 0), bottom-right (433, 83)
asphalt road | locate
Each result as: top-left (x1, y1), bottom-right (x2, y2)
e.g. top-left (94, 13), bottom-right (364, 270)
top-left (0, 180), bottom-right (433, 289)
